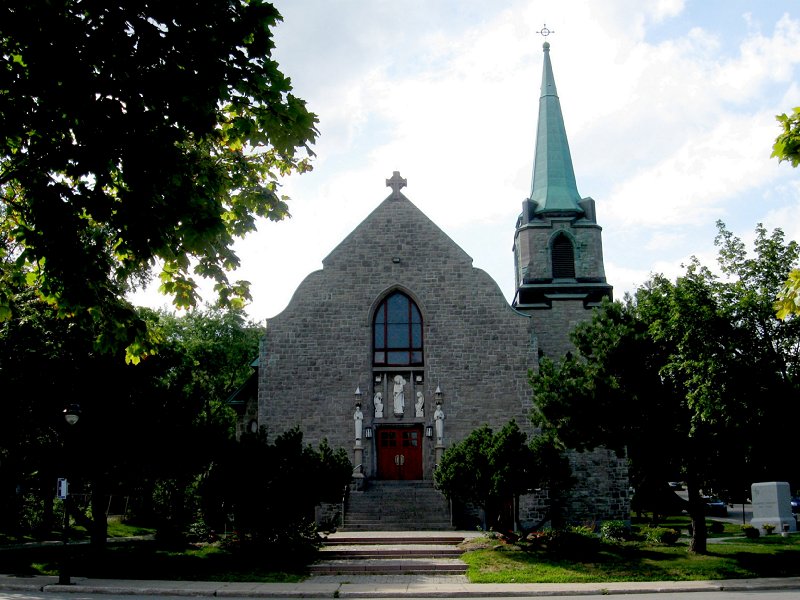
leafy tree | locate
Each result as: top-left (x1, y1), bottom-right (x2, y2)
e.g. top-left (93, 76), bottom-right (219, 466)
top-left (0, 298), bottom-right (262, 546)
top-left (776, 271), bottom-right (800, 320)
top-left (151, 307), bottom-right (262, 442)
top-left (0, 0), bottom-right (317, 357)
top-left (198, 427), bottom-right (351, 562)
top-left (531, 223), bottom-right (800, 554)
top-left (771, 106), bottom-right (800, 318)
top-left (435, 420), bottom-right (570, 531)
top-left (772, 107), bottom-right (800, 167)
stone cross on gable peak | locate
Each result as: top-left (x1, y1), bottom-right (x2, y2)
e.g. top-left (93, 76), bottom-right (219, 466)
top-left (386, 171), bottom-right (407, 199)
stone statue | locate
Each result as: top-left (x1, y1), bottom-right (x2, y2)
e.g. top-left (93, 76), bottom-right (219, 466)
top-left (415, 391), bottom-right (424, 417)
top-left (392, 374), bottom-right (406, 415)
top-left (373, 391), bottom-right (384, 418)
top-left (354, 404), bottom-right (363, 446)
top-left (434, 402), bottom-right (444, 443)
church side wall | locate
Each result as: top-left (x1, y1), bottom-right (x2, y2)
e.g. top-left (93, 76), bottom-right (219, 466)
top-left (564, 448), bottom-right (631, 524)
top-left (528, 300), bottom-right (592, 360)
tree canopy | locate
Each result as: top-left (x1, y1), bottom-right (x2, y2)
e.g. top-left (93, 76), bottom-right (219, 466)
top-left (530, 222), bottom-right (800, 553)
top-left (0, 298), bottom-right (262, 544)
top-left (435, 420), bottom-right (570, 531)
top-left (0, 0), bottom-right (317, 356)
top-left (772, 106), bottom-right (800, 319)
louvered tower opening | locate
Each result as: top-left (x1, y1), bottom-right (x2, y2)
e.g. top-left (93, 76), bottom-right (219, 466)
top-left (552, 234), bottom-right (575, 278)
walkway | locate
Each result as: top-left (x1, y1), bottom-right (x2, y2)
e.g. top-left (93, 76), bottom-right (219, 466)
top-left (2, 573), bottom-right (800, 597)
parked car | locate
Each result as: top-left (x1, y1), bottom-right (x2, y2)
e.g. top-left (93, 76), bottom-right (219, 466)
top-left (703, 496), bottom-right (728, 517)
top-left (791, 497), bottom-right (800, 514)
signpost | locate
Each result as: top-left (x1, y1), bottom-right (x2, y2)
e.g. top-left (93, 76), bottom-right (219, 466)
top-left (56, 478), bottom-right (68, 500)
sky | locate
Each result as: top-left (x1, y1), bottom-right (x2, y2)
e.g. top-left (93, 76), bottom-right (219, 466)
top-left (131, 0), bottom-right (800, 324)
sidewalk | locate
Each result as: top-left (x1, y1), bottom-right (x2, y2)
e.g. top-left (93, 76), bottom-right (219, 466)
top-left (2, 573), bottom-right (800, 597)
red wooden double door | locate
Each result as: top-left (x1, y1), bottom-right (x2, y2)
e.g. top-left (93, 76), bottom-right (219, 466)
top-left (377, 426), bottom-right (423, 480)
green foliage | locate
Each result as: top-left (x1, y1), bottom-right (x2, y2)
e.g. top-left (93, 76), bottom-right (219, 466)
top-left (708, 521), bottom-right (724, 534)
top-left (0, 300), bottom-right (261, 543)
top-left (538, 526), bottom-right (600, 558)
top-left (530, 222), bottom-right (800, 554)
top-left (771, 107), bottom-right (800, 318)
top-left (776, 269), bottom-right (800, 320)
top-left (197, 427), bottom-right (350, 553)
top-left (644, 527), bottom-right (680, 545)
top-left (435, 421), bottom-right (570, 530)
top-left (742, 524), bottom-right (760, 539)
top-left (599, 520), bottom-right (630, 542)
top-left (772, 107), bottom-right (800, 167)
top-left (0, 0), bottom-right (317, 356)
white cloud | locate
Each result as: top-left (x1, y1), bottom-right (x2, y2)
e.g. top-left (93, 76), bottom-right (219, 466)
top-left (127, 1), bottom-right (800, 322)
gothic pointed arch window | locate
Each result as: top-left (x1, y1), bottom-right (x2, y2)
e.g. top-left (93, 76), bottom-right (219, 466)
top-left (373, 291), bottom-right (423, 366)
top-left (552, 233), bottom-right (576, 279)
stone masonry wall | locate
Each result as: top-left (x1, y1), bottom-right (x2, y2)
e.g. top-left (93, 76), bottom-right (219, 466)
top-left (529, 300), bottom-right (593, 360)
top-left (257, 191), bottom-right (629, 526)
top-left (258, 193), bottom-right (538, 480)
top-left (564, 448), bottom-right (630, 524)
top-left (515, 217), bottom-right (607, 283)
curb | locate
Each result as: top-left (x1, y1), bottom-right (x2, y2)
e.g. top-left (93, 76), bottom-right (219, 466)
top-left (2, 576), bottom-right (800, 597)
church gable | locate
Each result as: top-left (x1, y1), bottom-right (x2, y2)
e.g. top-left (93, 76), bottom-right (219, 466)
top-left (258, 173), bottom-right (536, 485)
top-left (323, 191), bottom-right (473, 274)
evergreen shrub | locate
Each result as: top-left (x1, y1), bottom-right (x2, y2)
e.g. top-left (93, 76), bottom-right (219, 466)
top-left (644, 527), bottom-right (680, 545)
top-left (599, 520), bottom-right (630, 542)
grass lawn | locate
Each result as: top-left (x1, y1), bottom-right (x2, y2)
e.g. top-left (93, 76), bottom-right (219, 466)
top-left (0, 541), bottom-right (305, 583)
top-left (462, 535), bottom-right (800, 583)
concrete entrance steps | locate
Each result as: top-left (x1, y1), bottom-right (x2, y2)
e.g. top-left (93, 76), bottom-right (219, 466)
top-left (343, 480), bottom-right (452, 531)
top-left (311, 531), bottom-right (471, 576)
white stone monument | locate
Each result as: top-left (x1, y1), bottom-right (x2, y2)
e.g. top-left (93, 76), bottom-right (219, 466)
top-left (353, 404), bottom-right (363, 447)
top-left (750, 481), bottom-right (796, 534)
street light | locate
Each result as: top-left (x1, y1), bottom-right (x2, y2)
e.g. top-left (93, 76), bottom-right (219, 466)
top-left (63, 404), bottom-right (81, 426)
top-left (58, 404), bottom-right (81, 586)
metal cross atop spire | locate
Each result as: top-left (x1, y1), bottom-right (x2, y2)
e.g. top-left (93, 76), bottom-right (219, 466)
top-left (537, 24), bottom-right (554, 38)
top-left (386, 171), bottom-right (407, 199)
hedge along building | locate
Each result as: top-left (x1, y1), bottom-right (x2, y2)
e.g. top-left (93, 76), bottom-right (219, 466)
top-left (248, 42), bottom-right (629, 529)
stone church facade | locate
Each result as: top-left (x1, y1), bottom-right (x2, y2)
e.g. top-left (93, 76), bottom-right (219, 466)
top-left (241, 42), bottom-right (629, 528)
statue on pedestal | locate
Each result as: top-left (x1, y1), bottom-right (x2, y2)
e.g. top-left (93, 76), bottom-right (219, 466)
top-left (354, 404), bottom-right (363, 446)
top-left (373, 391), bottom-right (383, 418)
top-left (434, 402), bottom-right (445, 444)
top-left (415, 391), bottom-right (424, 417)
top-left (392, 374), bottom-right (406, 416)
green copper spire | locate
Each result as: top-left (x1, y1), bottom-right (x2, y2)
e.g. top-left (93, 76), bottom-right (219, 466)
top-left (530, 42), bottom-right (583, 214)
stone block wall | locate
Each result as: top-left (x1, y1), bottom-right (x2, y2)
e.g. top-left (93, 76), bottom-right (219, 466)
top-left (256, 191), bottom-right (629, 527)
top-left (515, 216), bottom-right (607, 283)
top-left (564, 448), bottom-right (630, 524)
top-left (528, 299), bottom-right (594, 360)
top-left (258, 193), bottom-right (537, 479)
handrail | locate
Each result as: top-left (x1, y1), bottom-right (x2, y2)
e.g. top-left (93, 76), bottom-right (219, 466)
top-left (341, 484), bottom-right (348, 528)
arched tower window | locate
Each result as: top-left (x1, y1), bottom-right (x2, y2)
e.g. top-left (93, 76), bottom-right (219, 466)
top-left (373, 292), bottom-right (423, 366)
top-left (552, 234), bottom-right (576, 278)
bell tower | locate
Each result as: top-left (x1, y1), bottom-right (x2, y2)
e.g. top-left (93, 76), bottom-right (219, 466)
top-left (513, 41), bottom-right (613, 358)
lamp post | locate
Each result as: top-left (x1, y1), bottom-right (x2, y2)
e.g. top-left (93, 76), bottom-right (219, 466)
top-left (58, 403), bottom-right (81, 586)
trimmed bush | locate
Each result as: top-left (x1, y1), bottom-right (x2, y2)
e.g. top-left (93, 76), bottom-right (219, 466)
top-left (542, 526), bottom-right (601, 557)
top-left (600, 520), bottom-right (630, 542)
top-left (742, 524), bottom-right (760, 539)
top-left (645, 527), bottom-right (680, 545)
top-left (708, 521), bottom-right (724, 534)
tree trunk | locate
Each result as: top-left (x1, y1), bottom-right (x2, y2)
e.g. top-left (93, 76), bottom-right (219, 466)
top-left (686, 478), bottom-right (707, 554)
top-left (91, 479), bottom-right (107, 548)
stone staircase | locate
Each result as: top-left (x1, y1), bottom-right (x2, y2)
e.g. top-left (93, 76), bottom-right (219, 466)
top-left (343, 480), bottom-right (452, 531)
top-left (310, 532), bottom-right (469, 575)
